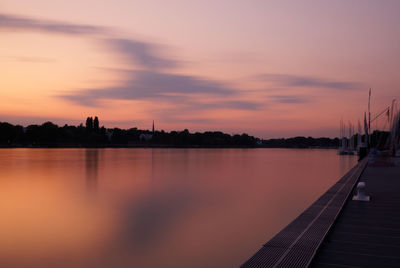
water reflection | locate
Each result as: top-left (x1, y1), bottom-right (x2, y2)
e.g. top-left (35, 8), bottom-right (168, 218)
top-left (119, 188), bottom-right (197, 250)
top-left (339, 154), bottom-right (357, 175)
top-left (0, 149), bottom-right (357, 268)
top-left (85, 149), bottom-right (99, 193)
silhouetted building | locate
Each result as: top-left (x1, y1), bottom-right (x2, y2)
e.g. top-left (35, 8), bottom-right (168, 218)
top-left (139, 133), bottom-right (153, 141)
top-left (105, 130), bottom-right (113, 141)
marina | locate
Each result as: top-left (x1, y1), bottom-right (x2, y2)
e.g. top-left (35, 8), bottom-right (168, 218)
top-left (242, 92), bottom-right (400, 267)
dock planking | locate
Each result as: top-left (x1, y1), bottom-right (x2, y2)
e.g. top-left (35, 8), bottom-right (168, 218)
top-left (241, 159), bottom-right (368, 268)
top-left (310, 164), bottom-right (400, 268)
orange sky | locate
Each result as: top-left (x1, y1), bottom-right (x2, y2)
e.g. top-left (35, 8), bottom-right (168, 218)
top-left (1, 1), bottom-right (399, 138)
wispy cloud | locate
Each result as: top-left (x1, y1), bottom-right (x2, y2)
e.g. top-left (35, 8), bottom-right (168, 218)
top-left (210, 100), bottom-right (263, 110)
top-left (270, 95), bottom-right (309, 104)
top-left (59, 69), bottom-right (263, 114)
top-left (2, 13), bottom-right (257, 115)
top-left (257, 74), bottom-right (362, 90)
top-left (104, 38), bottom-right (178, 70)
top-left (1, 14), bottom-right (175, 70)
top-left (60, 69), bottom-right (236, 105)
top-left (0, 13), bottom-right (106, 35)
top-left (171, 100), bottom-right (263, 112)
top-left (9, 56), bottom-right (57, 63)
top-left (149, 99), bottom-right (262, 125)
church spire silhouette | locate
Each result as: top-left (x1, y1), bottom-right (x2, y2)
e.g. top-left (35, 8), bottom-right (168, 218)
top-left (152, 120), bottom-right (155, 134)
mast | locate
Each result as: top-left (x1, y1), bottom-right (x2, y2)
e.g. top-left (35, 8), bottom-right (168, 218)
top-left (368, 88), bottom-right (371, 147)
top-left (390, 99), bottom-right (397, 151)
top-left (349, 122), bottom-right (354, 151)
top-left (357, 120), bottom-right (362, 150)
top-left (341, 118), bottom-right (346, 149)
top-left (340, 118), bottom-right (343, 149)
top-left (352, 123), bottom-right (355, 151)
top-left (340, 118), bottom-right (342, 149)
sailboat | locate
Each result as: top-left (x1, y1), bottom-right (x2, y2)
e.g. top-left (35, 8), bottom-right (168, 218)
top-left (338, 119), bottom-right (350, 155)
top-left (348, 122), bottom-right (355, 155)
top-left (356, 120), bottom-right (362, 155)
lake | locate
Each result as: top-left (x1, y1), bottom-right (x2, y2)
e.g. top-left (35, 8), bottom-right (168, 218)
top-left (0, 148), bottom-right (356, 268)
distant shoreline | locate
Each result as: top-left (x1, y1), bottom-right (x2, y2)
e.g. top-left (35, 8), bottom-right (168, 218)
top-left (1, 119), bottom-right (340, 149)
top-left (0, 145), bottom-right (339, 149)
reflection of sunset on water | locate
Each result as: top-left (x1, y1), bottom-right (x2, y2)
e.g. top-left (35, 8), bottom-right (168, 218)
top-left (0, 149), bottom-right (356, 267)
top-left (0, 177), bottom-right (116, 266)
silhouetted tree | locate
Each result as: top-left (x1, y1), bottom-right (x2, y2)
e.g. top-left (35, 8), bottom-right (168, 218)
top-left (39, 122), bottom-right (59, 144)
top-left (0, 122), bottom-right (18, 144)
top-left (0, 119), bottom-right (265, 147)
top-left (261, 136), bottom-right (340, 148)
top-left (86, 117), bottom-right (93, 132)
top-left (93, 116), bottom-right (99, 132)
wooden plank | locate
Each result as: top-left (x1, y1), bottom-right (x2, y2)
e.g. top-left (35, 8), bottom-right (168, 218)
top-left (311, 165), bottom-right (400, 267)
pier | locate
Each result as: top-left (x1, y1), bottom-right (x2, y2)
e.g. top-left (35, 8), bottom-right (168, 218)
top-left (242, 156), bottom-right (400, 267)
top-left (311, 159), bottom-right (400, 267)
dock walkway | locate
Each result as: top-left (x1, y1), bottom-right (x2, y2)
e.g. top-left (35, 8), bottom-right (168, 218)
top-left (310, 163), bottom-right (400, 267)
top-left (241, 159), bottom-right (368, 268)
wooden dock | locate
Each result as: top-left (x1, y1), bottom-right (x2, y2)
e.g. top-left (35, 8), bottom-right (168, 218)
top-left (241, 159), bottom-right (368, 268)
top-left (310, 162), bottom-right (400, 267)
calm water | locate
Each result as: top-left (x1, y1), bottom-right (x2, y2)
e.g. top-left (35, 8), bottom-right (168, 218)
top-left (0, 148), bottom-right (356, 268)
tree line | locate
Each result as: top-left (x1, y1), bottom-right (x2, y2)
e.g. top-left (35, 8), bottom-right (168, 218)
top-left (2, 117), bottom-right (384, 148)
top-left (259, 132), bottom-right (391, 149)
top-left (261, 136), bottom-right (340, 148)
top-left (0, 118), bottom-right (258, 147)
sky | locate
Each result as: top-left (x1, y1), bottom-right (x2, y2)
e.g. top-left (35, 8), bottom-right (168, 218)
top-left (1, 0), bottom-right (399, 138)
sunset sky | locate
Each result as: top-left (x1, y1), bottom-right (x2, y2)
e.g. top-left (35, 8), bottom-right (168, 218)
top-left (1, 1), bottom-right (399, 138)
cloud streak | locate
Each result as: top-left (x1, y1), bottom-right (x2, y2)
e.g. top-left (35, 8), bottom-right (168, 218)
top-left (60, 69), bottom-right (234, 103)
top-left (104, 38), bottom-right (178, 70)
top-left (258, 74), bottom-right (362, 90)
top-left (0, 13), bottom-right (105, 35)
top-left (59, 69), bottom-right (262, 111)
top-left (1, 13), bottom-right (266, 121)
top-left (270, 95), bottom-right (309, 104)
top-left (0, 13), bottom-right (177, 70)
top-left (9, 56), bottom-right (57, 63)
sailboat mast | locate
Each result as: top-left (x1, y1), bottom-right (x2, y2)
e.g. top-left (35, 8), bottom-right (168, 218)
top-left (368, 88), bottom-right (371, 135)
top-left (340, 118), bottom-right (343, 148)
top-left (368, 88), bottom-right (371, 148)
top-left (357, 120), bottom-right (362, 150)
